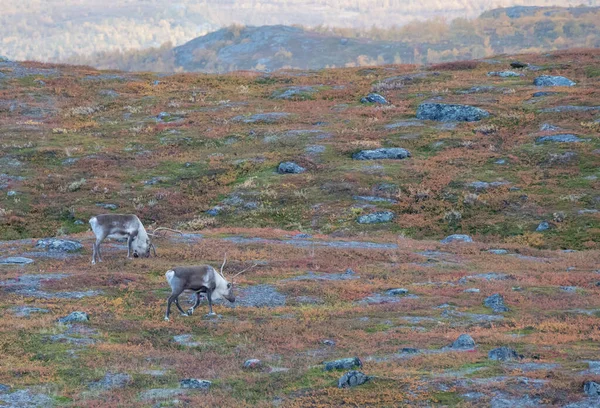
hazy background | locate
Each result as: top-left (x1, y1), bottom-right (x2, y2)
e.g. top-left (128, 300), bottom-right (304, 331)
top-left (2, 0), bottom-right (598, 63)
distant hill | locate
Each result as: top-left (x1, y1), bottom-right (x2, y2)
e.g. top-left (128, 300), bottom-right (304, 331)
top-left (173, 25), bottom-right (410, 72)
top-left (67, 6), bottom-right (600, 72)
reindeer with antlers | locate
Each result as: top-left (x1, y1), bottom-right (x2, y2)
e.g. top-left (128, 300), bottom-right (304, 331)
top-left (89, 214), bottom-right (181, 264)
top-left (164, 255), bottom-right (256, 321)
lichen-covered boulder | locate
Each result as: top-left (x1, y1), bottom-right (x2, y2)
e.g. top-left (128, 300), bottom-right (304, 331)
top-left (357, 211), bottom-right (395, 224)
top-left (416, 103), bottom-right (489, 122)
top-left (324, 357), bottom-right (362, 371)
top-left (277, 162), bottom-right (305, 174)
top-left (338, 371), bottom-right (371, 388)
top-left (488, 347), bottom-right (522, 361)
top-left (533, 75), bottom-right (575, 87)
top-left (360, 93), bottom-right (388, 104)
top-left (353, 148), bottom-right (410, 160)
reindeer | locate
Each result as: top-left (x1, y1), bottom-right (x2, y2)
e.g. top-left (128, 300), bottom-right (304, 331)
top-left (89, 214), bottom-right (180, 264)
top-left (164, 255), bottom-right (256, 321)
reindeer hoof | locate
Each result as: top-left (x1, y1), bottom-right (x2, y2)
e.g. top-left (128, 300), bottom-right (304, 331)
top-left (205, 312), bottom-right (216, 317)
top-left (187, 308), bottom-right (194, 315)
top-left (164, 317), bottom-right (170, 321)
top-left (180, 312), bottom-right (189, 317)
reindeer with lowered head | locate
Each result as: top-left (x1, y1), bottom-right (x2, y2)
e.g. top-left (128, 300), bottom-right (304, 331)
top-left (89, 214), bottom-right (181, 264)
top-left (164, 254), bottom-right (256, 321)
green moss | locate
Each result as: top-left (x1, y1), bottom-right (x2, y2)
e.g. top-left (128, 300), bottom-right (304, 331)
top-left (431, 391), bottom-right (463, 406)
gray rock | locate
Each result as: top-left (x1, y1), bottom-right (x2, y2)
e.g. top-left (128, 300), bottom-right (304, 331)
top-left (74, 220), bottom-right (85, 225)
top-left (62, 158), bottom-right (79, 166)
top-left (352, 148), bottom-right (410, 160)
top-left (488, 347), bottom-right (522, 361)
top-left (468, 181), bottom-right (510, 191)
top-left (305, 145), bottom-right (325, 154)
top-left (490, 394), bottom-right (542, 408)
top-left (484, 293), bottom-right (510, 313)
top-left (173, 334), bottom-right (201, 347)
top-left (35, 238), bottom-right (83, 252)
top-left (540, 105), bottom-right (600, 113)
top-left (357, 211), bottom-right (395, 224)
top-left (441, 234), bottom-right (473, 244)
top-left (90, 372), bottom-right (132, 390)
top-left (488, 249), bottom-right (509, 255)
top-left (206, 206), bottom-right (223, 216)
top-left (386, 288), bottom-right (408, 296)
top-left (99, 89), bottom-right (119, 98)
top-left (488, 71), bottom-right (523, 77)
top-left (232, 112), bottom-right (290, 124)
top-left (448, 334), bottom-right (476, 350)
top-left (0, 389), bottom-right (54, 408)
top-left (534, 75), bottom-right (575, 87)
top-left (561, 286), bottom-right (578, 292)
top-left (277, 162), bottom-right (305, 174)
top-left (536, 221), bottom-right (551, 232)
top-left (140, 388), bottom-right (185, 400)
top-left (540, 123), bottom-right (561, 132)
top-left (96, 203), bottom-right (118, 210)
top-left (464, 288), bottom-right (480, 293)
top-left (58, 311), bottom-right (89, 323)
top-left (532, 91), bottom-right (558, 97)
top-left (11, 306), bottom-right (49, 317)
top-left (180, 379), bottom-right (211, 389)
top-left (322, 339), bottom-right (336, 346)
top-left (324, 357), bottom-right (362, 371)
top-left (536, 134), bottom-right (585, 144)
top-left (0, 384), bottom-right (9, 392)
top-left (416, 103), bottom-right (490, 122)
top-left (353, 196), bottom-right (398, 204)
top-left (495, 159), bottom-right (507, 165)
top-left (400, 347), bottom-right (419, 354)
top-left (272, 86), bottom-right (316, 100)
top-left (229, 284), bottom-right (286, 307)
top-left (384, 120), bottom-right (424, 129)
top-left (338, 371), bottom-right (371, 388)
top-left (361, 93), bottom-right (388, 104)
top-left (243, 359), bottom-right (263, 369)
top-left (585, 381), bottom-right (600, 396)
top-left (0, 257), bottom-right (34, 265)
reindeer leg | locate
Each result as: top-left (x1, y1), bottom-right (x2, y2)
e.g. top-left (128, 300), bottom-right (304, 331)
top-left (206, 289), bottom-right (216, 316)
top-left (91, 241), bottom-right (97, 265)
top-left (188, 292), bottom-right (202, 315)
top-left (127, 234), bottom-right (133, 258)
top-left (165, 295), bottom-right (174, 321)
top-left (174, 298), bottom-right (188, 317)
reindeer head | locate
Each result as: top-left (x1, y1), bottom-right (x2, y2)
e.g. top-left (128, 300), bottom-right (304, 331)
top-left (214, 254), bottom-right (258, 303)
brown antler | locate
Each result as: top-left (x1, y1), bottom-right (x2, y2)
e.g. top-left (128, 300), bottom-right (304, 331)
top-left (232, 262), bottom-right (259, 279)
top-left (148, 227), bottom-right (184, 237)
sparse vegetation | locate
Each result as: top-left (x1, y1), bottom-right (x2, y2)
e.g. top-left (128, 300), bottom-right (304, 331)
top-left (0, 47), bottom-right (599, 406)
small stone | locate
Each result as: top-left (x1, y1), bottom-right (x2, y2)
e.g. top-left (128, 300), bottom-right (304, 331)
top-left (0, 384), bottom-right (10, 392)
top-left (243, 359), bottom-right (263, 369)
top-left (488, 347), bottom-right (522, 361)
top-left (0, 257), bottom-right (34, 265)
top-left (35, 238), bottom-right (83, 253)
top-left (324, 357), bottom-right (362, 371)
top-left (206, 206), bottom-right (222, 216)
top-left (357, 211), bottom-right (395, 224)
top-left (441, 234), bottom-right (473, 244)
top-left (90, 372), bottom-right (132, 390)
top-left (448, 334), bottom-right (476, 350)
top-left (74, 220), bottom-right (85, 225)
top-left (560, 286), bottom-right (577, 292)
top-left (534, 75), bottom-right (576, 87)
top-left (96, 203), bottom-right (118, 210)
top-left (416, 103), bottom-right (490, 122)
top-left (322, 339), bottom-right (336, 346)
top-left (464, 288), bottom-right (480, 293)
top-left (536, 221), bottom-right (551, 232)
top-left (338, 371), bottom-right (371, 388)
top-left (277, 162), bottom-right (305, 174)
top-left (484, 293), bottom-right (509, 313)
top-left (536, 134), bottom-right (584, 144)
top-left (540, 123), bottom-right (561, 132)
top-left (180, 379), bottom-right (211, 389)
top-left (386, 288), bottom-right (408, 296)
top-left (584, 381), bottom-right (600, 396)
top-left (58, 311), bottom-right (89, 324)
top-left (488, 249), bottom-right (509, 255)
top-left (487, 71), bottom-right (523, 77)
top-left (400, 347), bottom-right (419, 354)
top-left (173, 334), bottom-right (201, 347)
top-left (352, 148), bottom-right (411, 160)
top-left (361, 93), bottom-right (388, 104)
